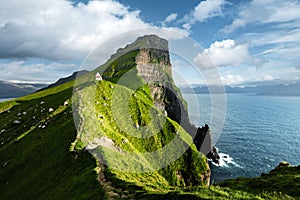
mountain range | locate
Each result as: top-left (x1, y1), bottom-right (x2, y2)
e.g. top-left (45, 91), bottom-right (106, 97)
top-left (0, 70), bottom-right (89, 99)
top-left (0, 81), bottom-right (47, 98)
top-left (181, 83), bottom-right (300, 96)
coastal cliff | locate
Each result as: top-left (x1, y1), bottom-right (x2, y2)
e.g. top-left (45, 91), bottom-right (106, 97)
top-left (75, 34), bottom-right (213, 188)
top-left (102, 35), bottom-right (219, 164)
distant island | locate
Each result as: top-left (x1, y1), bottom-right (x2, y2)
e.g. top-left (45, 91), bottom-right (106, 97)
top-left (0, 81), bottom-right (47, 98)
top-left (0, 71), bottom-right (89, 99)
top-left (181, 83), bottom-right (300, 96)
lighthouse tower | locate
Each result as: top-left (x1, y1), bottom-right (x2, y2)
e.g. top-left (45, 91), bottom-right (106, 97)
top-left (95, 72), bottom-right (102, 81)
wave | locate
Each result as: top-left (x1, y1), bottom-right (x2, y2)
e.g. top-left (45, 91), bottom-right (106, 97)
top-left (210, 152), bottom-right (243, 168)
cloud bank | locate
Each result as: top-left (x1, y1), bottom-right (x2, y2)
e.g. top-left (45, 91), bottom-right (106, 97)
top-left (0, 0), bottom-right (150, 60)
top-left (0, 0), bottom-right (189, 83)
top-left (183, 0), bottom-right (227, 29)
top-left (193, 39), bottom-right (251, 69)
top-left (221, 0), bottom-right (300, 33)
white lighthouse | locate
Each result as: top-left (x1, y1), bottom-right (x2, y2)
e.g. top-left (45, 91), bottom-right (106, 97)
top-left (95, 72), bottom-right (102, 81)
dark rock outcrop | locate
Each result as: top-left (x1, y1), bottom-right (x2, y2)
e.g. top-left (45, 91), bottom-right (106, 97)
top-left (163, 84), bottom-right (220, 164)
top-left (194, 125), bottom-right (220, 163)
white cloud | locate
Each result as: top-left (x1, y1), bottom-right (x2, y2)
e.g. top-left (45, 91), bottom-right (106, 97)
top-left (192, 0), bottom-right (226, 22)
top-left (252, 58), bottom-right (268, 69)
top-left (221, 0), bottom-right (300, 34)
top-left (264, 67), bottom-right (300, 82)
top-left (221, 74), bottom-right (244, 85)
top-left (163, 13), bottom-right (178, 24)
top-left (244, 29), bottom-right (300, 47)
top-left (0, 60), bottom-right (78, 83)
top-left (0, 0), bottom-right (189, 61)
top-left (182, 23), bottom-right (191, 30)
top-left (241, 30), bottom-right (300, 69)
top-left (193, 39), bottom-right (251, 69)
top-left (0, 0), bottom-right (152, 60)
top-left (217, 0), bottom-right (300, 86)
top-left (183, 0), bottom-right (226, 29)
top-left (263, 74), bottom-right (274, 81)
top-left (0, 0), bottom-right (191, 83)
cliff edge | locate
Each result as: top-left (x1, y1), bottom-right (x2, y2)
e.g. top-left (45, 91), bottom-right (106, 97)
top-left (101, 35), bottom-right (220, 164)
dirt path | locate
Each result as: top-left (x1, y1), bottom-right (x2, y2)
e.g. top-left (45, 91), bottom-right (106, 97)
top-left (77, 88), bottom-right (132, 200)
top-left (97, 161), bottom-right (126, 199)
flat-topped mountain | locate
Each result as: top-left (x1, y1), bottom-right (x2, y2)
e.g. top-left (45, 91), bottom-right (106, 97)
top-left (97, 34), bottom-right (219, 162)
top-left (108, 35), bottom-right (169, 63)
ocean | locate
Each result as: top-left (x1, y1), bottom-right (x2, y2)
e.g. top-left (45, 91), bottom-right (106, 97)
top-left (183, 93), bottom-right (300, 183)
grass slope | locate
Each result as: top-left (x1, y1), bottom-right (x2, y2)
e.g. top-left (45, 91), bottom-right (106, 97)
top-left (0, 77), bottom-right (298, 200)
top-left (219, 162), bottom-right (300, 198)
top-left (0, 81), bottom-right (106, 200)
top-left (75, 78), bottom-right (209, 189)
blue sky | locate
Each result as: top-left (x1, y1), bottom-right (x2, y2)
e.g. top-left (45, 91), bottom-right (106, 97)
top-left (0, 0), bottom-right (299, 86)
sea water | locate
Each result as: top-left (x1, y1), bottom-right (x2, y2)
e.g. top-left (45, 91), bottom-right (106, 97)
top-left (183, 93), bottom-right (300, 183)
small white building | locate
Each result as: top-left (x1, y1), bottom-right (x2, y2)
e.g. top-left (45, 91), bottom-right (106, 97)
top-left (95, 72), bottom-right (102, 81)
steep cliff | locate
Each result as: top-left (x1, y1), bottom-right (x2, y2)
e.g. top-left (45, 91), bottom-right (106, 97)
top-left (74, 35), bottom-right (212, 191)
top-left (100, 35), bottom-right (219, 163)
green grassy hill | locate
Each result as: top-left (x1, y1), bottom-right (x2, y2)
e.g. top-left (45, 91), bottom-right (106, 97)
top-left (219, 162), bottom-right (300, 198)
top-left (2, 78), bottom-right (297, 200)
top-left (0, 35), bottom-right (299, 200)
top-left (0, 81), bottom-right (107, 200)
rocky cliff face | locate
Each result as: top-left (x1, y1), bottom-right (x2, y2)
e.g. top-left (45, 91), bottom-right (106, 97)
top-left (132, 35), bottom-right (219, 164)
top-left (135, 45), bottom-right (171, 112)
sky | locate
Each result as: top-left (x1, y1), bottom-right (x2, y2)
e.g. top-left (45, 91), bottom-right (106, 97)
top-left (0, 0), bottom-right (300, 86)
